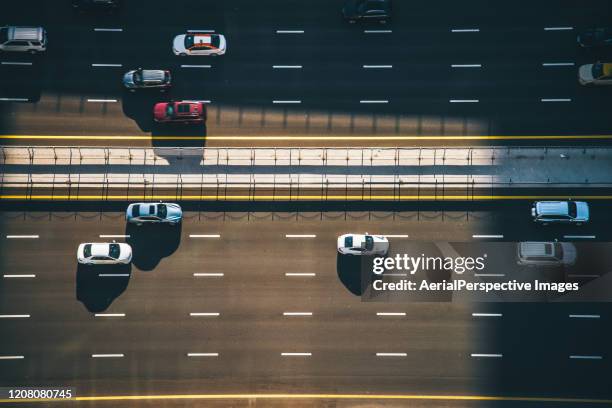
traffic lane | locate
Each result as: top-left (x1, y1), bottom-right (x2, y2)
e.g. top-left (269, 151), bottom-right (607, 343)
top-left (1, 212), bottom-right (611, 398)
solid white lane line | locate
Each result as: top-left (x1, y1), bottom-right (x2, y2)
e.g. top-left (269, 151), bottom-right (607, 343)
top-left (569, 314), bottom-right (600, 319)
top-left (94, 313), bottom-right (125, 317)
top-left (91, 63), bottom-right (122, 67)
top-left (1, 62), bottom-right (33, 66)
top-left (471, 353), bottom-right (502, 358)
top-left (283, 312), bottom-right (313, 316)
top-left (281, 352), bottom-right (311, 356)
top-left (544, 27), bottom-right (573, 31)
top-left (189, 234), bottom-right (220, 238)
top-left (474, 273), bottom-right (505, 277)
top-left (0, 315), bottom-right (30, 318)
top-left (363, 65), bottom-right (392, 69)
top-left (285, 234), bottom-right (316, 238)
top-left (377, 312), bottom-right (406, 316)
top-left (181, 65), bottom-right (211, 68)
top-left (87, 99), bottom-right (117, 103)
top-left (193, 273), bottom-right (224, 277)
top-left (94, 28), bottom-right (123, 32)
top-left (450, 99), bottom-right (479, 103)
top-left (276, 30), bottom-right (304, 34)
top-left (376, 353), bottom-right (407, 357)
top-left (99, 235), bottom-right (130, 238)
top-left (187, 29), bottom-right (215, 33)
top-left (285, 273), bottom-right (316, 277)
top-left (187, 353), bottom-right (219, 357)
top-left (473, 234), bottom-right (503, 239)
top-left (451, 64), bottom-right (482, 68)
top-left (273, 100), bottom-right (302, 104)
top-left (360, 100), bottom-right (388, 104)
top-left (0, 98), bottom-right (29, 102)
top-left (0, 356), bottom-right (24, 360)
top-left (3, 274), bottom-right (35, 278)
top-left (451, 28), bottom-right (480, 33)
top-left (98, 273), bottom-right (130, 277)
top-left (6, 235), bottom-right (39, 239)
top-left (472, 313), bottom-right (502, 317)
top-left (542, 62), bottom-right (575, 67)
top-left (273, 65), bottom-right (303, 69)
top-left (364, 30), bottom-right (392, 33)
top-left (541, 98), bottom-right (571, 102)
top-left (190, 312), bottom-right (220, 317)
top-left (563, 235), bottom-right (596, 239)
top-left (569, 355), bottom-right (602, 360)
top-left (383, 234), bottom-right (409, 238)
top-left (91, 354), bottom-right (124, 358)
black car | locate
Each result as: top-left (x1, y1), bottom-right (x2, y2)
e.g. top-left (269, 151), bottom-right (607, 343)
top-left (72, 0), bottom-right (122, 11)
top-left (343, 0), bottom-right (391, 23)
top-left (577, 27), bottom-right (612, 48)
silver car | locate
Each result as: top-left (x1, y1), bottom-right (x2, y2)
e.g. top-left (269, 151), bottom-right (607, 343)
top-left (126, 202), bottom-right (182, 225)
top-left (531, 201), bottom-right (589, 225)
top-left (77, 242), bottom-right (132, 265)
top-left (123, 68), bottom-right (171, 92)
top-left (517, 242), bottom-right (577, 266)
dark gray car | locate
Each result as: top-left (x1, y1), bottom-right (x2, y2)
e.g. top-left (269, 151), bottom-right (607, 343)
top-left (123, 68), bottom-right (171, 92)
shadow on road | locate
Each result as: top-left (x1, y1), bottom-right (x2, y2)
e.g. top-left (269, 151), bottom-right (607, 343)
top-left (76, 264), bottom-right (131, 313)
top-left (121, 90), bottom-right (156, 132)
top-left (337, 254), bottom-right (375, 296)
top-left (126, 222), bottom-right (181, 271)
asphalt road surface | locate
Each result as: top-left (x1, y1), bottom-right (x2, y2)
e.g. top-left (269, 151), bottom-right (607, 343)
top-left (1, 202), bottom-right (612, 407)
top-left (1, 0), bottom-right (612, 147)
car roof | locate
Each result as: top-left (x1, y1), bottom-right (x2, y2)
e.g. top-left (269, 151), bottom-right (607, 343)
top-left (536, 201), bottom-right (568, 215)
top-left (10, 26), bottom-right (42, 41)
top-left (141, 70), bottom-right (166, 81)
top-left (519, 242), bottom-right (553, 257)
top-left (90, 243), bottom-right (110, 257)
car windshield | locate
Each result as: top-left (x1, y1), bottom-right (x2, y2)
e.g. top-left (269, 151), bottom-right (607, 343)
top-left (211, 35), bottom-right (221, 48)
top-left (184, 35), bottom-right (195, 48)
top-left (165, 104), bottom-right (175, 117)
top-left (0, 28), bottom-right (8, 43)
top-left (158, 204), bottom-right (167, 218)
top-left (553, 243), bottom-right (564, 260)
top-left (133, 71), bottom-right (143, 85)
top-left (592, 63), bottom-right (604, 78)
top-left (109, 244), bottom-right (120, 259)
top-left (364, 236), bottom-right (374, 251)
top-left (131, 204), bottom-right (140, 217)
top-left (83, 244), bottom-right (92, 257)
top-left (568, 202), bottom-right (577, 218)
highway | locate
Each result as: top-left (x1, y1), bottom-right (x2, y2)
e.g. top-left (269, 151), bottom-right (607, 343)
top-left (1, 202), bottom-right (612, 407)
top-left (1, 0), bottom-right (612, 147)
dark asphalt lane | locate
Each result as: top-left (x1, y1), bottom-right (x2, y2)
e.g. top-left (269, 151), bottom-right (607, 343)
top-left (1, 0), bottom-right (612, 145)
top-left (1, 205), bottom-right (612, 406)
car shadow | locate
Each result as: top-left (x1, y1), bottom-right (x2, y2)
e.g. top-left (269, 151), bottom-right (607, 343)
top-left (337, 254), bottom-right (376, 296)
top-left (126, 222), bottom-right (182, 271)
top-left (121, 90), bottom-right (160, 132)
top-left (76, 263), bottom-right (131, 313)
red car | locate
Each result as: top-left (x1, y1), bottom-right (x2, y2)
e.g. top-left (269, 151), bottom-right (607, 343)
top-left (153, 101), bottom-right (207, 124)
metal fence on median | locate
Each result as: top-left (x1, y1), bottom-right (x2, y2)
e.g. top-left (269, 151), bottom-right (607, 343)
top-left (1, 146), bottom-right (612, 201)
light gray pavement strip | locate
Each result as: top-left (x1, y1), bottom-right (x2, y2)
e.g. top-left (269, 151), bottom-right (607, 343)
top-left (1, 146), bottom-right (612, 189)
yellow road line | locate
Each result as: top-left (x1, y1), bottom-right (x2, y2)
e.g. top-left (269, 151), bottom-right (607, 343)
top-left (1, 393), bottom-right (611, 404)
top-left (1, 134), bottom-right (612, 141)
top-left (2, 195), bottom-right (612, 201)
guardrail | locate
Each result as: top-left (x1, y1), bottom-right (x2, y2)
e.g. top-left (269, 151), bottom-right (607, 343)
top-left (1, 146), bottom-right (612, 201)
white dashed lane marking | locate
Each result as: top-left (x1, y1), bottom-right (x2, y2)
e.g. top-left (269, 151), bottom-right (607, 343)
top-left (285, 273), bottom-right (316, 277)
top-left (187, 353), bottom-right (219, 357)
top-left (276, 30), bottom-right (304, 34)
top-left (6, 235), bottom-right (39, 239)
top-left (0, 315), bottom-right (30, 318)
top-left (3, 274), bottom-right (36, 278)
top-left (471, 353), bottom-right (502, 358)
top-left (94, 28), bottom-right (123, 32)
top-left (91, 354), bottom-right (124, 358)
top-left (193, 273), bottom-right (224, 277)
top-left (569, 314), bottom-right (600, 319)
top-left (376, 353), bottom-right (407, 357)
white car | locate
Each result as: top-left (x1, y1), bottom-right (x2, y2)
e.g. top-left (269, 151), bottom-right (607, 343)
top-left (126, 202), bottom-right (182, 225)
top-left (77, 242), bottom-right (132, 265)
top-left (578, 62), bottom-right (612, 86)
top-left (172, 33), bottom-right (226, 56)
top-left (337, 233), bottom-right (389, 256)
